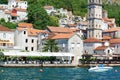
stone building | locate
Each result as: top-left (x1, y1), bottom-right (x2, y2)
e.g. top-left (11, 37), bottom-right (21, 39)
top-left (87, 0), bottom-right (103, 39)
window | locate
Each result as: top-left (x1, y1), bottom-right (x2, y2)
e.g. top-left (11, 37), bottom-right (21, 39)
top-left (25, 39), bottom-right (28, 43)
top-left (12, 16), bottom-right (17, 20)
top-left (31, 39), bottom-right (34, 43)
top-left (31, 47), bottom-right (34, 51)
top-left (71, 43), bottom-right (75, 48)
top-left (77, 43), bottom-right (80, 48)
top-left (3, 43), bottom-right (6, 46)
top-left (3, 33), bottom-right (6, 38)
top-left (25, 47), bottom-right (28, 51)
top-left (108, 50), bottom-right (110, 53)
top-left (24, 31), bottom-right (26, 34)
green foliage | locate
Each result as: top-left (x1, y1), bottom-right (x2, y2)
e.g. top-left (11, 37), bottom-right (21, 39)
top-left (27, 0), bottom-right (50, 30)
top-left (36, 0), bottom-right (120, 26)
top-left (103, 4), bottom-right (120, 26)
top-left (26, 56), bottom-right (56, 61)
top-left (0, 0), bottom-right (7, 4)
top-left (48, 16), bottom-right (59, 26)
top-left (42, 39), bottom-right (60, 52)
top-left (0, 18), bottom-right (17, 29)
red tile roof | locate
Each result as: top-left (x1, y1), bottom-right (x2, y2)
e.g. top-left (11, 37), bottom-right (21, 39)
top-left (84, 38), bottom-right (102, 43)
top-left (102, 18), bottom-right (114, 22)
top-left (102, 36), bottom-right (111, 40)
top-left (17, 27), bottom-right (46, 36)
top-left (0, 6), bottom-right (4, 10)
top-left (4, 9), bottom-right (11, 14)
top-left (11, 13), bottom-right (18, 16)
top-left (0, 25), bottom-right (12, 31)
top-left (79, 21), bottom-right (88, 26)
top-left (47, 26), bottom-right (75, 33)
top-left (94, 46), bottom-right (108, 50)
top-left (18, 23), bottom-right (33, 28)
top-left (15, 8), bottom-right (27, 12)
top-left (28, 28), bottom-right (46, 36)
top-left (104, 27), bottom-right (120, 32)
top-left (67, 24), bottom-right (76, 27)
top-left (110, 38), bottom-right (120, 44)
top-left (47, 33), bottom-right (74, 40)
top-left (44, 6), bottom-right (53, 10)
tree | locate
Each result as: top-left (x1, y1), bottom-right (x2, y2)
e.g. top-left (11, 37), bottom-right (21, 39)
top-left (0, 0), bottom-right (7, 4)
top-left (0, 18), bottom-right (16, 29)
top-left (48, 16), bottom-right (59, 26)
top-left (42, 39), bottom-right (60, 52)
top-left (27, 0), bottom-right (50, 30)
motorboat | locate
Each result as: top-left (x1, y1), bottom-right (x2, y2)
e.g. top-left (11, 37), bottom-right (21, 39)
top-left (88, 64), bottom-right (113, 72)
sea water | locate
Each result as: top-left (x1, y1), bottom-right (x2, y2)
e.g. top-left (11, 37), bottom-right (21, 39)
top-left (0, 67), bottom-right (119, 80)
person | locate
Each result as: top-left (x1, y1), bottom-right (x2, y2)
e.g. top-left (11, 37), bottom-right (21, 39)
top-left (115, 70), bottom-right (118, 72)
top-left (39, 69), bottom-right (43, 72)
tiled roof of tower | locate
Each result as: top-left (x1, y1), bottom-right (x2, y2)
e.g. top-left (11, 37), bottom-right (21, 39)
top-left (47, 26), bottom-right (76, 33)
top-left (18, 22), bottom-right (33, 28)
top-left (94, 46), bottom-right (108, 50)
top-left (84, 38), bottom-right (102, 43)
top-left (110, 38), bottom-right (120, 44)
top-left (0, 25), bottom-right (12, 31)
top-left (104, 27), bottom-right (120, 32)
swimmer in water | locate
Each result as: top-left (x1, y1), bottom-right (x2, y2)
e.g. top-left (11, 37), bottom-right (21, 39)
top-left (115, 70), bottom-right (118, 72)
top-left (39, 69), bottom-right (43, 72)
top-left (1, 70), bottom-right (4, 72)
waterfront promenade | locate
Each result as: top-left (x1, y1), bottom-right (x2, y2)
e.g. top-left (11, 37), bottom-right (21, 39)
top-left (0, 63), bottom-right (77, 67)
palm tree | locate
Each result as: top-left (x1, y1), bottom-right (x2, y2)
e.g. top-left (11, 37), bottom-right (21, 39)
top-left (42, 39), bottom-right (60, 52)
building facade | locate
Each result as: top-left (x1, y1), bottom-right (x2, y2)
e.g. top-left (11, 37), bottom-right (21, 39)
top-left (0, 25), bottom-right (14, 50)
top-left (0, 0), bottom-right (27, 22)
top-left (87, 0), bottom-right (102, 39)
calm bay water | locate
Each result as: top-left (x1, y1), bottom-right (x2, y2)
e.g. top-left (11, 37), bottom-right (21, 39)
top-left (0, 67), bottom-right (119, 80)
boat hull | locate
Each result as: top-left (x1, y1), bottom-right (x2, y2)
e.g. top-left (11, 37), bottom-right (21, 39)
top-left (88, 67), bottom-right (113, 72)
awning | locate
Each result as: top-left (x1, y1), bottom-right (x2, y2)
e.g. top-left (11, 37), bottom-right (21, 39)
top-left (0, 52), bottom-right (74, 57)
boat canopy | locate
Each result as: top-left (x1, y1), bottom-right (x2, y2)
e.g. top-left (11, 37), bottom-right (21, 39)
top-left (0, 52), bottom-right (74, 57)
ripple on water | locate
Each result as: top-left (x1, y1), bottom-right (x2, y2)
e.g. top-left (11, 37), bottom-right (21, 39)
top-left (0, 67), bottom-right (119, 80)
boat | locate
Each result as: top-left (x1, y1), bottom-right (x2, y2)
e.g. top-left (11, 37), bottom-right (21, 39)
top-left (88, 64), bottom-right (113, 72)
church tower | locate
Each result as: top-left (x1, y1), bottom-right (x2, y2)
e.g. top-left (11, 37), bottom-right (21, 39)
top-left (87, 0), bottom-right (102, 39)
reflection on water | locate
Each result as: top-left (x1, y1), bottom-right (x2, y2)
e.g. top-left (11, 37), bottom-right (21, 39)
top-left (0, 67), bottom-right (119, 80)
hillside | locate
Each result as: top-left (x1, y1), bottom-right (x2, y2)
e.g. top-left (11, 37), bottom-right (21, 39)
top-left (36, 0), bottom-right (120, 26)
top-left (105, 0), bottom-right (120, 4)
top-left (0, 0), bottom-right (120, 26)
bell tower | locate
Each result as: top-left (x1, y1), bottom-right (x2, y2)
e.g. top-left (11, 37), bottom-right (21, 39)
top-left (87, 0), bottom-right (102, 39)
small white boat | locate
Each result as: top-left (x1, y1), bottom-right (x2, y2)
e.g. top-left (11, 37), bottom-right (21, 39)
top-left (88, 64), bottom-right (113, 72)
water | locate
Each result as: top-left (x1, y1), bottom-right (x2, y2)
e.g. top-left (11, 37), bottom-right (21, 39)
top-left (0, 67), bottom-right (119, 80)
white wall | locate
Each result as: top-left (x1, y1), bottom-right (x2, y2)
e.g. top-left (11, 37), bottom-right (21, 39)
top-left (15, 28), bottom-right (38, 52)
top-left (0, 31), bottom-right (14, 44)
top-left (68, 34), bottom-right (83, 65)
